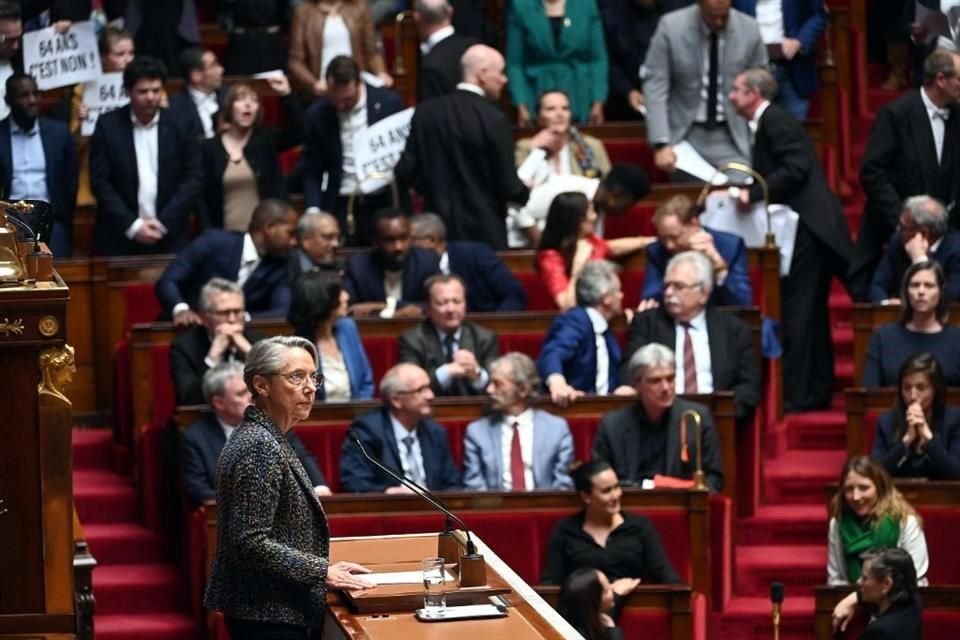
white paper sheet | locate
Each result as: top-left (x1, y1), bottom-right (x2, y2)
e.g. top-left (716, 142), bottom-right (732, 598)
top-left (700, 191), bottom-right (799, 276)
top-left (673, 141), bottom-right (729, 185)
top-left (917, 1), bottom-right (952, 44)
top-left (367, 569), bottom-right (457, 585)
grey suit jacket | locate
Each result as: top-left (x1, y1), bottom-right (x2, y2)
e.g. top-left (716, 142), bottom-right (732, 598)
top-left (462, 409), bottom-right (574, 490)
top-left (397, 319), bottom-right (499, 396)
top-left (643, 5), bottom-right (767, 158)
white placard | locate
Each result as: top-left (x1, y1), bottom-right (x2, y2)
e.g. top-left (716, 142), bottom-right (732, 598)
top-left (23, 21), bottom-right (101, 91)
top-left (673, 141), bottom-right (730, 185)
top-left (367, 569), bottom-right (456, 585)
top-left (353, 107), bottom-right (414, 195)
top-left (80, 72), bottom-right (128, 136)
top-left (700, 191), bottom-right (799, 276)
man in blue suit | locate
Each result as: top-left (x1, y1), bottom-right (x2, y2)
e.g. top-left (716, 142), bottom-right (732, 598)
top-left (340, 363), bottom-right (462, 493)
top-left (463, 352), bottom-right (573, 490)
top-left (537, 260), bottom-right (633, 406)
top-left (733, 0), bottom-right (827, 121)
top-left (303, 55), bottom-right (407, 246)
top-left (155, 199), bottom-right (297, 325)
top-left (179, 362), bottom-right (329, 507)
top-left (0, 72), bottom-right (76, 256)
top-left (410, 213), bottom-right (526, 312)
top-left (642, 194), bottom-right (752, 307)
top-left (89, 56), bottom-right (203, 255)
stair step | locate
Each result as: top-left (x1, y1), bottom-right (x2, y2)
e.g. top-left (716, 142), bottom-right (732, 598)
top-left (94, 613), bottom-right (202, 640)
top-left (74, 470), bottom-right (139, 523)
top-left (735, 546), bottom-right (826, 597)
top-left (93, 565), bottom-right (187, 615)
top-left (738, 505), bottom-right (827, 546)
top-left (84, 523), bottom-right (166, 565)
top-left (712, 596), bottom-right (815, 640)
top-left (783, 410), bottom-right (847, 451)
top-left (72, 429), bottom-right (112, 470)
top-left (764, 451), bottom-right (846, 505)
top-left (834, 360), bottom-right (854, 390)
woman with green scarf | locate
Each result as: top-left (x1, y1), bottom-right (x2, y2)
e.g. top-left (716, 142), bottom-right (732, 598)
top-left (826, 456), bottom-right (928, 588)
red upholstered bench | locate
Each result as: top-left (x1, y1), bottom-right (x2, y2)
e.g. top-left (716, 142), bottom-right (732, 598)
top-left (916, 506), bottom-right (960, 584)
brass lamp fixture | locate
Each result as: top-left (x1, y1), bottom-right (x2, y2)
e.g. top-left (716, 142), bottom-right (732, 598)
top-left (0, 200), bottom-right (29, 283)
top-left (695, 161), bottom-right (776, 248)
top-left (680, 409), bottom-right (708, 491)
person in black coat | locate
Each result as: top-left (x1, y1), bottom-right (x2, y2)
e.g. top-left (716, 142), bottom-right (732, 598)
top-left (849, 48), bottom-right (960, 301)
top-left (730, 67), bottom-right (852, 412)
top-left (180, 362), bottom-right (328, 507)
top-left (395, 44), bottom-right (529, 250)
top-left (415, 0), bottom-right (479, 101)
top-left (832, 548), bottom-right (923, 640)
top-left (89, 56), bottom-right (203, 255)
top-left (166, 47), bottom-right (225, 141)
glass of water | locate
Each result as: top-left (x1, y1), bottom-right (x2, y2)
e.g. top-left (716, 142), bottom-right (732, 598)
top-left (421, 556), bottom-right (446, 616)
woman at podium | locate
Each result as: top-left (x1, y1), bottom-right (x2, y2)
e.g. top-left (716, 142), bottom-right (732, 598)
top-left (205, 336), bottom-right (374, 639)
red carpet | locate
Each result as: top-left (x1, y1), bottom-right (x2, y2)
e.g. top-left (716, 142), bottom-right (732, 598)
top-left (73, 429), bottom-right (201, 640)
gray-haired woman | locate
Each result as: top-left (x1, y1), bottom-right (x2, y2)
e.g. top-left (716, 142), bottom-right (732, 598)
top-left (205, 336), bottom-right (374, 639)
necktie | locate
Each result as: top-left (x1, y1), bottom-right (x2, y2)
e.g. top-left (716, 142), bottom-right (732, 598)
top-left (510, 422), bottom-right (526, 491)
top-left (683, 323), bottom-right (698, 394)
top-left (443, 333), bottom-right (456, 362)
top-left (402, 435), bottom-right (424, 485)
top-left (707, 31), bottom-right (719, 125)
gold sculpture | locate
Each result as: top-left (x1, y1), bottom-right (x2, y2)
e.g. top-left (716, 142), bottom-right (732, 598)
top-left (38, 344), bottom-right (76, 405)
top-left (680, 409), bottom-right (708, 491)
top-left (0, 201), bottom-right (28, 282)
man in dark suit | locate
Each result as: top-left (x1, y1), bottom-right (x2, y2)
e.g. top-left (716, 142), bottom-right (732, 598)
top-left (869, 195), bottom-right (960, 303)
top-left (415, 0), bottom-right (479, 101)
top-left (850, 48), bottom-right (960, 301)
top-left (169, 278), bottom-right (264, 406)
top-left (730, 67), bottom-right (852, 411)
top-left (179, 362), bottom-right (329, 508)
top-left (89, 56), bottom-right (203, 255)
top-left (155, 199), bottom-right (297, 325)
top-left (395, 44), bottom-right (529, 250)
top-left (621, 251), bottom-right (760, 420)
top-left (641, 193), bottom-right (752, 307)
top-left (340, 363), bottom-right (462, 493)
top-left (593, 342), bottom-right (725, 492)
top-left (289, 211), bottom-right (341, 285)
top-left (343, 208), bottom-right (440, 316)
top-left (0, 72), bottom-right (76, 256)
top-left (303, 55), bottom-right (406, 247)
top-left (538, 261), bottom-right (632, 406)
top-left (398, 274), bottom-right (499, 396)
top-left (167, 46), bottom-right (224, 140)
top-left (410, 212), bottom-right (525, 312)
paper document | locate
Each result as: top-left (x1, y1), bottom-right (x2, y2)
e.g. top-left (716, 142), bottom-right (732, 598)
top-left (251, 69), bottom-right (284, 80)
top-left (368, 569), bottom-right (457, 585)
top-left (916, 1), bottom-right (952, 44)
top-left (673, 142), bottom-right (729, 185)
top-left (700, 191), bottom-right (799, 276)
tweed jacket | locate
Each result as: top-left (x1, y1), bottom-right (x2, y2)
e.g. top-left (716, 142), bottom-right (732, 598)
top-left (205, 406), bottom-right (330, 627)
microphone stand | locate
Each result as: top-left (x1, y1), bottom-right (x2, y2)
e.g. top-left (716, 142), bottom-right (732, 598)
top-left (349, 433), bottom-right (487, 587)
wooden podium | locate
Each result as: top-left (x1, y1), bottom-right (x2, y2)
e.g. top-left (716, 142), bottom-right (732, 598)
top-left (323, 533), bottom-right (583, 640)
top-left (0, 272), bottom-right (76, 638)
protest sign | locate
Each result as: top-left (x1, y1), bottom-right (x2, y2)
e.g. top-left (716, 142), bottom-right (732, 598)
top-left (23, 21), bottom-right (101, 91)
top-left (80, 72), bottom-right (128, 136)
top-left (353, 107), bottom-right (414, 194)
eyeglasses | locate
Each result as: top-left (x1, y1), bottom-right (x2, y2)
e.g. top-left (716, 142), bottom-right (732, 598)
top-left (664, 281), bottom-right (703, 293)
top-left (394, 384), bottom-right (432, 396)
top-left (209, 308), bottom-right (245, 318)
top-left (277, 370), bottom-right (324, 388)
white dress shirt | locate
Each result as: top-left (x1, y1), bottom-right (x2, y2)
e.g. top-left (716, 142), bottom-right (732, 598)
top-left (217, 417), bottom-right (237, 440)
top-left (674, 310), bottom-right (714, 393)
top-left (748, 99), bottom-right (771, 143)
top-left (439, 250), bottom-right (451, 275)
top-left (338, 83), bottom-right (368, 195)
top-left (499, 409), bottom-right (535, 490)
top-left (921, 87), bottom-right (948, 163)
top-left (585, 306), bottom-right (611, 394)
top-left (236, 232), bottom-right (262, 288)
top-left (125, 110), bottom-right (163, 240)
top-left (421, 25), bottom-right (455, 55)
top-left (456, 82), bottom-right (485, 97)
top-left (321, 14), bottom-right (353, 80)
top-left (8, 118), bottom-right (49, 203)
top-left (433, 325), bottom-right (490, 391)
top-left (391, 415), bottom-right (426, 483)
top-left (189, 87), bottom-right (218, 139)
top-left (755, 0), bottom-right (785, 44)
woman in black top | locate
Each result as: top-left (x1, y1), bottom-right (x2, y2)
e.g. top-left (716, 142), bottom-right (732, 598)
top-left (541, 461), bottom-right (681, 587)
top-left (557, 567), bottom-right (622, 640)
top-left (832, 547), bottom-right (923, 640)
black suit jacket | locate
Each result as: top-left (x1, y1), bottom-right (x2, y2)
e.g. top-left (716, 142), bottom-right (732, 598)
top-left (750, 102), bottom-right (852, 269)
top-left (343, 247), bottom-right (441, 306)
top-left (199, 93), bottom-right (306, 229)
top-left (447, 241), bottom-right (526, 312)
top-left (621, 306), bottom-right (760, 420)
top-left (303, 84), bottom-right (407, 212)
top-left (860, 595), bottom-right (923, 640)
top-left (169, 325), bottom-right (266, 406)
top-left (180, 412), bottom-right (326, 507)
top-left (397, 319), bottom-right (499, 395)
top-left (418, 32), bottom-right (479, 102)
top-left (167, 87), bottom-right (227, 141)
top-left (89, 106), bottom-right (203, 255)
top-left (395, 89), bottom-right (530, 250)
top-left (592, 397), bottom-right (724, 492)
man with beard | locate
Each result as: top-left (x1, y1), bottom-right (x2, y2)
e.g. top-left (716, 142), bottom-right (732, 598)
top-left (463, 352), bottom-right (573, 490)
top-left (398, 274), bottom-right (499, 396)
top-left (343, 208), bottom-right (440, 317)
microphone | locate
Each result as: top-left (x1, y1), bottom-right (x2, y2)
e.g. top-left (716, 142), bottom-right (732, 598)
top-left (5, 212), bottom-right (41, 253)
top-left (348, 432), bottom-right (478, 556)
top-left (770, 582), bottom-right (784, 640)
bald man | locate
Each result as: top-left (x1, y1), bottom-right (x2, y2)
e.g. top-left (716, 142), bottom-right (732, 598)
top-left (395, 44), bottom-right (529, 250)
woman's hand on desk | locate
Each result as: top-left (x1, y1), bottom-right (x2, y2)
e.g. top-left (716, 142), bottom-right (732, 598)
top-left (326, 561), bottom-right (375, 590)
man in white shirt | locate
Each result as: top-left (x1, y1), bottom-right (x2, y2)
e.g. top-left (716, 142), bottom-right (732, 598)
top-left (169, 46), bottom-right (224, 139)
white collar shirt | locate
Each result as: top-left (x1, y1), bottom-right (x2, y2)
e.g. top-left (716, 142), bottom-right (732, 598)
top-left (754, 0), bottom-right (784, 44)
top-left (128, 110), bottom-right (161, 239)
top-left (499, 408), bottom-right (535, 490)
top-left (456, 82), bottom-right (485, 97)
top-left (236, 232), bottom-right (261, 287)
top-left (748, 100), bottom-right (771, 142)
top-left (421, 25), bottom-right (455, 55)
top-left (921, 87), bottom-right (948, 164)
top-left (585, 306), bottom-right (610, 394)
top-left (8, 118), bottom-right (49, 203)
top-left (217, 416), bottom-right (238, 440)
top-left (390, 414), bottom-right (426, 484)
top-left (188, 87), bottom-right (218, 139)
top-left (674, 310), bottom-right (714, 393)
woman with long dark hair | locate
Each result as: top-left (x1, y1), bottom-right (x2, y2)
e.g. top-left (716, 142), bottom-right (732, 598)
top-left (556, 567), bottom-right (621, 640)
top-left (872, 352), bottom-right (960, 479)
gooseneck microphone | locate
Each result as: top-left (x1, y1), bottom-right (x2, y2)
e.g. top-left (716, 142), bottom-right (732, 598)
top-left (348, 432), bottom-right (478, 555)
top-left (770, 582), bottom-right (784, 640)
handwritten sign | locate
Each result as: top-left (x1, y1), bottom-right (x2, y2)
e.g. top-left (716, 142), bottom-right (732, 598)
top-left (354, 108), bottom-right (414, 194)
top-left (23, 21), bottom-right (100, 91)
top-left (80, 72), bottom-right (128, 136)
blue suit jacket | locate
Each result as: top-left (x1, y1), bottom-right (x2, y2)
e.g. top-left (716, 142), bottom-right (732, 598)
top-left (536, 307), bottom-right (621, 393)
top-left (462, 409), bottom-right (574, 490)
top-left (339, 408), bottom-right (462, 492)
top-left (303, 84), bottom-right (406, 211)
top-left (447, 241), bottom-right (526, 312)
top-left (868, 230), bottom-right (960, 303)
top-left (343, 247), bottom-right (441, 306)
top-left (179, 412), bottom-right (326, 507)
top-left (0, 116), bottom-right (77, 254)
top-left (733, 0), bottom-right (827, 98)
top-left (155, 229), bottom-right (291, 318)
top-left (302, 317), bottom-right (374, 400)
top-left (642, 227), bottom-right (752, 307)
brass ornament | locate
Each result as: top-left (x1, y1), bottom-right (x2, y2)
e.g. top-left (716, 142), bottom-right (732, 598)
top-left (38, 314), bottom-right (59, 337)
top-left (38, 343), bottom-right (76, 405)
top-left (0, 317), bottom-right (24, 336)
